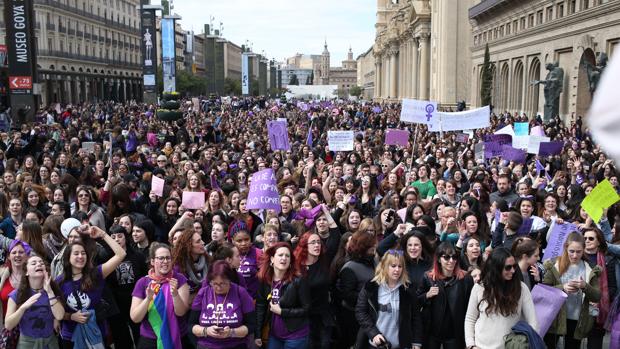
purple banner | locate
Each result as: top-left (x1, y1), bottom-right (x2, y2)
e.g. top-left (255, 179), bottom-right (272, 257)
top-left (246, 169), bottom-right (281, 211)
top-left (532, 284), bottom-right (568, 337)
top-left (385, 129), bottom-right (409, 146)
top-left (267, 120), bottom-right (290, 151)
top-left (502, 145), bottom-right (527, 164)
top-left (542, 221), bottom-right (579, 261)
top-left (484, 133), bottom-right (512, 145)
top-left (484, 141), bottom-right (503, 158)
top-left (517, 217), bottom-right (533, 235)
top-left (538, 141), bottom-right (564, 156)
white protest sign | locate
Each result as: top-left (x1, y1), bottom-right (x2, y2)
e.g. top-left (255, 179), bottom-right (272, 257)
top-left (437, 106), bottom-right (491, 132)
top-left (328, 131), bottom-right (355, 151)
top-left (513, 136), bottom-right (530, 149)
top-left (400, 99), bottom-right (439, 130)
top-left (495, 125), bottom-right (515, 137)
top-left (81, 142), bottom-right (96, 153)
top-left (527, 135), bottom-right (551, 154)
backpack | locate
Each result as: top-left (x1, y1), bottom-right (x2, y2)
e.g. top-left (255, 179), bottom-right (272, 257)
top-left (504, 332), bottom-right (529, 349)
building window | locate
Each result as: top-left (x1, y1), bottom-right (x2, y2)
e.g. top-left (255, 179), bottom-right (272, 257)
top-left (568, 0), bottom-right (576, 13)
top-left (583, 0), bottom-right (589, 9)
top-left (537, 10), bottom-right (543, 24)
top-left (546, 6), bottom-right (553, 21)
top-left (513, 20), bottom-right (518, 33)
top-left (499, 25), bottom-right (504, 37)
top-left (48, 38), bottom-right (53, 50)
top-left (557, 3), bottom-right (564, 17)
top-left (528, 14), bottom-right (534, 27)
top-left (520, 17), bottom-right (526, 29)
top-left (506, 23), bottom-right (511, 35)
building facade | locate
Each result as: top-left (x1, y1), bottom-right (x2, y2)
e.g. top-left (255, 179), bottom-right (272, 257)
top-left (329, 48), bottom-right (358, 96)
top-left (357, 46), bottom-right (376, 99)
top-left (0, 0), bottom-right (143, 105)
top-left (279, 67), bottom-right (314, 87)
top-left (373, 0), bottom-right (472, 108)
top-left (286, 53), bottom-right (321, 70)
top-left (469, 0), bottom-right (620, 120)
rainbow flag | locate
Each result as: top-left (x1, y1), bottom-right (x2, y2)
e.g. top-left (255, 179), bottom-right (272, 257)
top-left (147, 283), bottom-right (182, 349)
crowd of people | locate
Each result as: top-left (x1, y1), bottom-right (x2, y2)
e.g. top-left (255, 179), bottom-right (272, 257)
top-left (0, 96), bottom-right (616, 349)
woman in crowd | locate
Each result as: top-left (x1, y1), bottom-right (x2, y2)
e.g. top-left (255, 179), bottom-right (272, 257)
top-left (4, 254), bottom-right (65, 348)
top-left (130, 243), bottom-right (191, 349)
top-left (582, 228), bottom-right (616, 349)
top-left (206, 221), bottom-right (227, 256)
top-left (56, 225), bottom-right (126, 348)
top-left (355, 249), bottom-right (423, 349)
top-left (543, 231), bottom-right (601, 349)
top-left (419, 242), bottom-right (474, 349)
top-left (172, 229), bottom-right (208, 298)
top-left (255, 242), bottom-right (310, 349)
top-left (132, 218), bottom-right (156, 261)
top-left (294, 232), bottom-right (334, 349)
top-left (230, 222), bottom-right (262, 299)
top-left (511, 237), bottom-right (542, 290)
top-left (334, 231), bottom-right (376, 348)
top-left (465, 247), bottom-right (538, 349)
top-left (460, 235), bottom-right (483, 272)
top-left (71, 186), bottom-right (106, 230)
top-left (42, 214), bottom-right (66, 260)
top-left (190, 260), bottom-right (255, 349)
top-left (0, 240), bottom-right (31, 341)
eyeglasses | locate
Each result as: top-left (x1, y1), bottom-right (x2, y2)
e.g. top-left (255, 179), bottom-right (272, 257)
top-left (154, 256), bottom-right (171, 262)
top-left (210, 280), bottom-right (230, 288)
top-left (78, 194), bottom-right (90, 198)
top-left (387, 249), bottom-right (404, 256)
top-left (441, 254), bottom-right (458, 261)
top-left (503, 264), bottom-right (517, 271)
top-left (585, 236), bottom-right (597, 242)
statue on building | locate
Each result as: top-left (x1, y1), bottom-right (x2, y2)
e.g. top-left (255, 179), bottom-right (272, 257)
top-left (531, 62), bottom-right (564, 122)
top-left (585, 53), bottom-right (608, 94)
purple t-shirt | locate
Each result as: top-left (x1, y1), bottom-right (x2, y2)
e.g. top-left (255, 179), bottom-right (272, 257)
top-left (131, 271), bottom-right (188, 338)
top-left (191, 283), bottom-right (254, 349)
top-left (270, 280), bottom-right (309, 340)
top-left (238, 247), bottom-right (260, 298)
top-left (56, 265), bottom-right (105, 340)
top-left (8, 290), bottom-right (54, 338)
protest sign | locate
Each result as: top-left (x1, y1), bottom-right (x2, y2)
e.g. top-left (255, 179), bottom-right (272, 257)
top-left (328, 131), bottom-right (355, 151)
top-left (192, 97), bottom-right (200, 111)
top-left (531, 284), bottom-right (568, 337)
top-left (182, 191), bottom-right (205, 210)
top-left (455, 133), bottom-right (469, 143)
top-left (372, 106), bottom-right (382, 113)
top-left (517, 217), bottom-right (533, 235)
top-left (513, 135), bottom-right (530, 149)
top-left (581, 179), bottom-right (620, 223)
top-left (385, 129), bottom-right (409, 146)
top-left (438, 106), bottom-right (491, 132)
top-left (495, 125), bottom-right (515, 137)
top-left (538, 141), bottom-right (564, 156)
top-left (474, 142), bottom-right (485, 162)
top-left (81, 142), bottom-right (96, 153)
top-left (543, 221), bottom-right (579, 261)
top-left (483, 134), bottom-right (512, 159)
top-left (246, 169), bottom-right (281, 211)
top-left (527, 135), bottom-right (550, 154)
top-left (396, 207), bottom-right (407, 222)
top-left (484, 134), bottom-right (512, 146)
top-left (267, 120), bottom-right (290, 151)
top-left (151, 175), bottom-right (165, 197)
top-left (501, 145), bottom-right (527, 164)
top-left (400, 99), bottom-right (439, 130)
top-left (531, 125), bottom-right (545, 136)
top-left (514, 122), bottom-right (529, 136)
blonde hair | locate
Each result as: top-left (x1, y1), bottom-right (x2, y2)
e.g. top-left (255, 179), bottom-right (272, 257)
top-left (371, 251), bottom-right (410, 287)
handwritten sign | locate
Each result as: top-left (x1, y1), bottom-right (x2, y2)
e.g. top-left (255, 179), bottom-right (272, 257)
top-left (501, 145), bottom-right (527, 164)
top-left (581, 179), bottom-right (620, 223)
top-left (538, 141), bottom-right (564, 156)
top-left (530, 125), bottom-right (545, 136)
top-left (456, 133), bottom-right (469, 143)
top-left (385, 129), bottom-right (409, 146)
top-left (543, 221), bottom-right (579, 261)
top-left (527, 135), bottom-right (551, 154)
top-left (400, 99), bottom-right (439, 130)
top-left (151, 175), bottom-right (165, 197)
top-left (327, 131), bottom-right (355, 151)
top-left (182, 191), bottom-right (205, 210)
top-left (246, 169), bottom-right (280, 211)
top-left (514, 122), bottom-right (529, 136)
top-left (495, 125), bottom-right (515, 137)
top-left (474, 142), bottom-right (485, 162)
top-left (438, 106), bottom-right (491, 131)
top-left (267, 120), bottom-right (290, 151)
top-left (81, 142), bottom-right (96, 153)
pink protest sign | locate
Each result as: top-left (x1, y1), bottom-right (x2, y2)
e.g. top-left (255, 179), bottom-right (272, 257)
top-left (530, 125), bottom-right (545, 136)
top-left (151, 175), bottom-right (165, 197)
top-left (182, 191), bottom-right (205, 210)
top-left (385, 129), bottom-right (409, 146)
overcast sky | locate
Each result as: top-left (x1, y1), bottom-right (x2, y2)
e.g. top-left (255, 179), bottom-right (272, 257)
top-left (168, 0), bottom-right (376, 65)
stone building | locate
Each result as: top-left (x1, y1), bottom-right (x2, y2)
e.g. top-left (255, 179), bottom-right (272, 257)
top-left (469, 0), bottom-right (620, 120)
top-left (329, 48), bottom-right (358, 96)
top-left (0, 0), bottom-right (143, 105)
top-left (373, 0), bottom-right (473, 108)
top-left (357, 46), bottom-right (376, 99)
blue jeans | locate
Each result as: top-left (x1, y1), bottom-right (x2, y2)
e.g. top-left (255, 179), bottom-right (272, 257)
top-left (267, 336), bottom-right (308, 349)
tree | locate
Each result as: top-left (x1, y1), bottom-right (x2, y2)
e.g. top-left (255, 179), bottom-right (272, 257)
top-left (161, 0), bottom-right (170, 15)
top-left (349, 85), bottom-right (363, 98)
top-left (289, 74), bottom-right (299, 85)
top-left (176, 70), bottom-right (207, 96)
top-left (224, 77), bottom-right (242, 96)
top-left (480, 44), bottom-right (494, 107)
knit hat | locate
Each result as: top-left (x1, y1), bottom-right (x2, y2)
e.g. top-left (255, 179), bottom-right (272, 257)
top-left (60, 218), bottom-right (81, 238)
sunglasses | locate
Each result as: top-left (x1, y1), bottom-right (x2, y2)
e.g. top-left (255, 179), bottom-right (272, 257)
top-left (504, 264), bottom-right (517, 272)
top-left (585, 236), bottom-right (597, 242)
top-left (441, 254), bottom-right (458, 261)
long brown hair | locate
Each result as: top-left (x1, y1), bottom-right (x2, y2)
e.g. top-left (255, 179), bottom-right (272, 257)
top-left (480, 247), bottom-right (521, 317)
top-left (558, 232), bottom-right (585, 275)
top-left (59, 242), bottom-right (98, 292)
top-left (257, 242), bottom-right (298, 285)
top-left (172, 229), bottom-right (207, 275)
top-left (15, 255), bottom-right (62, 307)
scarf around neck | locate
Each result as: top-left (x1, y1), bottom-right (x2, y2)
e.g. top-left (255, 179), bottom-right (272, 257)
top-left (186, 254), bottom-right (208, 287)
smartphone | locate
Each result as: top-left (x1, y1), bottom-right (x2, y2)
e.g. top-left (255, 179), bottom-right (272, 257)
top-left (214, 327), bottom-right (224, 333)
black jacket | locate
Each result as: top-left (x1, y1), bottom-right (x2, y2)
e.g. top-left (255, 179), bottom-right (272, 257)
top-left (417, 274), bottom-right (474, 345)
top-left (255, 277), bottom-right (311, 338)
top-left (355, 281), bottom-right (423, 349)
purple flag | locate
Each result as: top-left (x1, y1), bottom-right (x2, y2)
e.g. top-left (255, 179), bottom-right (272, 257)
top-left (543, 221), bottom-right (579, 261)
top-left (484, 141), bottom-right (502, 158)
top-left (538, 141), bottom-right (564, 156)
top-left (306, 127), bottom-right (313, 147)
top-left (501, 145), bottom-right (527, 164)
top-left (385, 129), bottom-right (410, 146)
top-left (372, 106), bottom-right (382, 113)
top-left (267, 120), bottom-right (290, 151)
top-left (517, 217), bottom-right (533, 235)
top-left (531, 284), bottom-right (568, 337)
top-left (247, 169), bottom-right (281, 211)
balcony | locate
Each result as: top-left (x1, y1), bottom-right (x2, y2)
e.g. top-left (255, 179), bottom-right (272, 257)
top-left (77, 30), bottom-right (83, 37)
top-left (68, 28), bottom-right (75, 35)
top-left (46, 23), bottom-right (56, 30)
top-left (58, 25), bottom-right (66, 33)
top-left (37, 49), bottom-right (142, 69)
top-left (84, 33), bottom-right (91, 40)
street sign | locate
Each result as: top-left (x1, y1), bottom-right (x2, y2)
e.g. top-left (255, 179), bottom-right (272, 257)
top-left (9, 76), bottom-right (32, 90)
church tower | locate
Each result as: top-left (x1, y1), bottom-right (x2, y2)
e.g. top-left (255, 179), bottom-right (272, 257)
top-left (320, 40), bottom-right (330, 84)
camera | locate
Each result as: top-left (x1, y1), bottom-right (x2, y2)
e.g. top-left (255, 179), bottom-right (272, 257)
top-left (385, 210), bottom-right (395, 223)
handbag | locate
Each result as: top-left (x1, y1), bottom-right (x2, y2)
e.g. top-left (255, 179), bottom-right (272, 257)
top-left (0, 326), bottom-right (20, 349)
